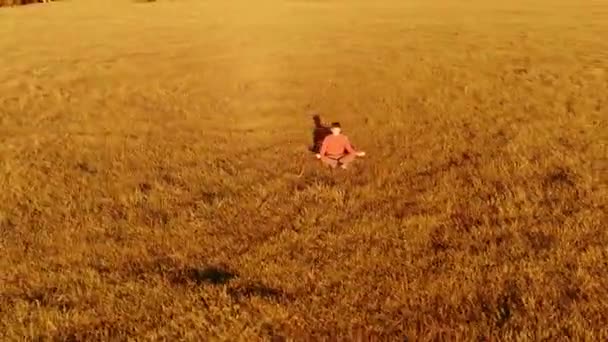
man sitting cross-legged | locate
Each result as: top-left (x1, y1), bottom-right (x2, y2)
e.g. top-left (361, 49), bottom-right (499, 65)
top-left (316, 122), bottom-right (365, 169)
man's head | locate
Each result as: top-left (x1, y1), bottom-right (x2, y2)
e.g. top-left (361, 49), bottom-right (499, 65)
top-left (330, 122), bottom-right (342, 135)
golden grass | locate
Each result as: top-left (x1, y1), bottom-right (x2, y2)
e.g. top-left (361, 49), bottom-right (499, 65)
top-left (0, 0), bottom-right (52, 6)
top-left (0, 0), bottom-right (607, 339)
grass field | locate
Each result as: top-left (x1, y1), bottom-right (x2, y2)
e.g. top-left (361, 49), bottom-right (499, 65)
top-left (1, 0), bottom-right (607, 340)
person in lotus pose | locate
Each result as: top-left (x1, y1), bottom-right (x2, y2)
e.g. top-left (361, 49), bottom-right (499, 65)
top-left (316, 122), bottom-right (365, 169)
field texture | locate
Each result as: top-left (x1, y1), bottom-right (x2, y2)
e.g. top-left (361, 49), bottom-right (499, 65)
top-left (1, 0), bottom-right (607, 340)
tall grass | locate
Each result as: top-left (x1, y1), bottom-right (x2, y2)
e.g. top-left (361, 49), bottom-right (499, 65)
top-left (0, 0), bottom-right (51, 6)
top-left (0, 0), bottom-right (607, 339)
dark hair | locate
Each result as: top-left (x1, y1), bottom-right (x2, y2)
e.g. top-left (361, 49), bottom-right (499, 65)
top-left (331, 122), bottom-right (341, 128)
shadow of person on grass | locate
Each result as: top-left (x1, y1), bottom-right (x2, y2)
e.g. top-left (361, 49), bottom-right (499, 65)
top-left (309, 114), bottom-right (332, 153)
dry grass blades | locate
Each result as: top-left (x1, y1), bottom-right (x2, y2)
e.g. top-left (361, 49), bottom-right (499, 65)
top-left (0, 0), bottom-right (607, 340)
top-left (0, 0), bottom-right (52, 6)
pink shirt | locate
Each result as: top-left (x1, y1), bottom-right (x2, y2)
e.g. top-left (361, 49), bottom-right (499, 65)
top-left (320, 134), bottom-right (356, 156)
